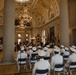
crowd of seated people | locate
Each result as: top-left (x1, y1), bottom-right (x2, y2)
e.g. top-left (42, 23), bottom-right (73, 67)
top-left (15, 41), bottom-right (76, 75)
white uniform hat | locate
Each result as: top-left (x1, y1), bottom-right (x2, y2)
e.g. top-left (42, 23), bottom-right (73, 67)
top-left (72, 46), bottom-right (76, 49)
top-left (70, 47), bottom-right (76, 53)
top-left (54, 46), bottom-right (58, 49)
top-left (65, 47), bottom-right (69, 51)
top-left (44, 47), bottom-right (48, 51)
top-left (38, 46), bottom-right (41, 48)
top-left (21, 46), bottom-right (25, 51)
top-left (54, 48), bottom-right (60, 52)
top-left (38, 50), bottom-right (45, 56)
top-left (46, 45), bottom-right (50, 48)
top-left (61, 45), bottom-right (64, 48)
top-left (29, 46), bottom-right (32, 49)
top-left (32, 47), bottom-right (36, 51)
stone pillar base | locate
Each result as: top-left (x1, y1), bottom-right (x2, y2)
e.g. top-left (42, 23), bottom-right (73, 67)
top-left (1, 59), bottom-right (16, 64)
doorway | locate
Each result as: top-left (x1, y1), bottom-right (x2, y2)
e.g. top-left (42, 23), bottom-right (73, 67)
top-left (50, 27), bottom-right (55, 42)
top-left (72, 29), bottom-right (76, 45)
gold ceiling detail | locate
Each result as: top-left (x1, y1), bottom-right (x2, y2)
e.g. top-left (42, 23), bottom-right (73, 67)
top-left (0, 0), bottom-right (59, 27)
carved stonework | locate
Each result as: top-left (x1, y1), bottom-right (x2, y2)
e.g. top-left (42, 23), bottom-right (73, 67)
top-left (0, 0), bottom-right (59, 27)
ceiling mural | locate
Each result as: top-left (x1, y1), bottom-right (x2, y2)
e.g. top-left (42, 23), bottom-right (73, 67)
top-left (0, 0), bottom-right (59, 27)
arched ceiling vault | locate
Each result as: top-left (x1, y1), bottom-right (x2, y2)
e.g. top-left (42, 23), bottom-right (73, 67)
top-left (0, 0), bottom-right (59, 27)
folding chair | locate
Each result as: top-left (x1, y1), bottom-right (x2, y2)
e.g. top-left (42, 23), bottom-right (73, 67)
top-left (29, 53), bottom-right (39, 69)
top-left (63, 55), bottom-right (69, 61)
top-left (54, 64), bottom-right (66, 75)
top-left (44, 57), bottom-right (51, 62)
top-left (35, 69), bottom-right (49, 75)
top-left (18, 58), bottom-right (27, 72)
top-left (69, 62), bottom-right (76, 75)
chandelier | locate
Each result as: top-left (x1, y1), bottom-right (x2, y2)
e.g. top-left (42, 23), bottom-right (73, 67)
top-left (19, 8), bottom-right (32, 22)
top-left (15, 0), bottom-right (30, 3)
top-left (19, 20), bottom-right (25, 29)
top-left (18, 5), bottom-right (32, 29)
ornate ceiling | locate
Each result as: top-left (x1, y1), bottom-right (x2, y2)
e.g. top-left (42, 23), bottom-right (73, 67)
top-left (0, 0), bottom-right (59, 27)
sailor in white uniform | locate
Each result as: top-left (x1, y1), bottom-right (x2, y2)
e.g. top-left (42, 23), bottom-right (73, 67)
top-left (63, 47), bottom-right (70, 56)
top-left (16, 46), bottom-right (27, 70)
top-left (17, 45), bottom-right (26, 54)
top-left (44, 47), bottom-right (51, 57)
top-left (37, 45), bottom-right (42, 53)
top-left (65, 47), bottom-right (76, 67)
top-left (27, 46), bottom-right (33, 58)
top-left (46, 45), bottom-right (51, 54)
top-left (32, 50), bottom-right (50, 75)
top-left (51, 48), bottom-right (63, 71)
top-left (72, 45), bottom-right (76, 49)
top-left (60, 45), bottom-right (65, 55)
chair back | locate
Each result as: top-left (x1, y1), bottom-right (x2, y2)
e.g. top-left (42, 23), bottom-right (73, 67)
top-left (70, 62), bottom-right (76, 69)
top-left (54, 64), bottom-right (64, 72)
top-left (63, 55), bottom-right (69, 61)
top-left (36, 69), bottom-right (48, 75)
top-left (70, 62), bottom-right (76, 65)
top-left (31, 53), bottom-right (39, 60)
top-left (63, 55), bottom-right (69, 58)
top-left (44, 57), bottom-right (50, 60)
top-left (18, 58), bottom-right (26, 65)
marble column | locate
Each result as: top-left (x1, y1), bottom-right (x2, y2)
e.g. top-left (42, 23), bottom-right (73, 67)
top-left (59, 0), bottom-right (69, 47)
top-left (2, 0), bottom-right (15, 63)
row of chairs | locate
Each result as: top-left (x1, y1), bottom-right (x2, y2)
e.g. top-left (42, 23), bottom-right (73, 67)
top-left (18, 57), bottom-right (76, 75)
top-left (19, 59), bottom-right (76, 75)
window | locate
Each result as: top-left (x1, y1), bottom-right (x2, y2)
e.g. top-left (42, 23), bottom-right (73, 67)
top-left (18, 39), bottom-right (21, 44)
top-left (26, 34), bottom-right (28, 37)
top-left (26, 39), bottom-right (28, 41)
top-left (18, 34), bottom-right (21, 38)
top-left (42, 30), bottom-right (46, 44)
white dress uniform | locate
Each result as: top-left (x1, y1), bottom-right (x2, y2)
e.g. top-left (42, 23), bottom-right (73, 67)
top-left (16, 46), bottom-right (27, 63)
top-left (66, 47), bottom-right (76, 68)
top-left (31, 47), bottom-right (38, 54)
top-left (63, 47), bottom-right (70, 56)
top-left (32, 50), bottom-right (50, 75)
top-left (37, 46), bottom-right (42, 53)
top-left (72, 45), bottom-right (76, 49)
top-left (60, 45), bottom-right (65, 55)
top-left (27, 46), bottom-right (33, 58)
top-left (17, 52), bottom-right (27, 64)
top-left (60, 48), bottom-right (65, 54)
top-left (53, 46), bottom-right (60, 55)
top-left (44, 47), bottom-right (50, 57)
top-left (27, 49), bottom-right (33, 57)
top-left (17, 50), bottom-right (25, 54)
top-left (51, 49), bottom-right (63, 71)
top-left (46, 45), bottom-right (52, 53)
top-left (30, 47), bottom-right (38, 62)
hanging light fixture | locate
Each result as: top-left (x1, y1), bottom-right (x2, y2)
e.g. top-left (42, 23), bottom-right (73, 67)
top-left (19, 20), bottom-right (25, 29)
top-left (19, 7), bottom-right (32, 22)
top-left (16, 0), bottom-right (32, 29)
top-left (19, 7), bottom-right (32, 29)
